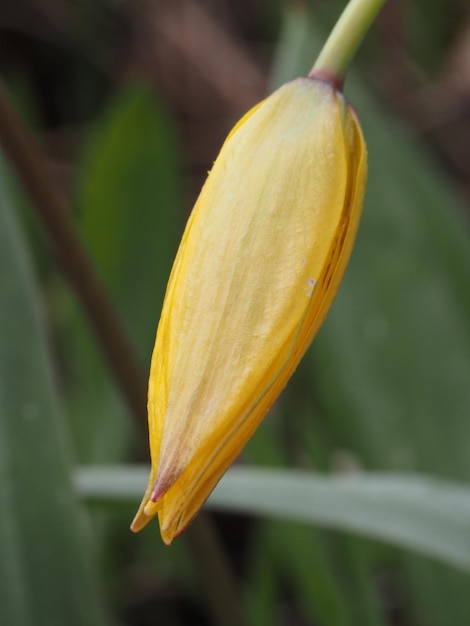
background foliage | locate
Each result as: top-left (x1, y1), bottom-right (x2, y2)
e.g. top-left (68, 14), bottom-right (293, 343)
top-left (0, 0), bottom-right (469, 624)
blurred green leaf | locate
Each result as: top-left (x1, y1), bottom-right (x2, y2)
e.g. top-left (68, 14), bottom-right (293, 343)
top-left (66, 83), bottom-right (181, 463)
top-left (245, 527), bottom-right (280, 626)
top-left (245, 497), bottom-right (356, 625)
top-left (76, 466), bottom-right (470, 573)
top-left (77, 83), bottom-right (180, 362)
top-left (0, 157), bottom-right (110, 626)
top-left (272, 5), bottom-right (470, 624)
top-left (316, 38), bottom-right (470, 626)
top-left (63, 81), bottom-right (187, 593)
top-left (314, 90), bottom-right (470, 474)
top-left (246, 414), bottom-right (358, 626)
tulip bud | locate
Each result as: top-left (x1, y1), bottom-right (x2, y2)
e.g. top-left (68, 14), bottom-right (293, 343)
top-left (131, 76), bottom-right (367, 544)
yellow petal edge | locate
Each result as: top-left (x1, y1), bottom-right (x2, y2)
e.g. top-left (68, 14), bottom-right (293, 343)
top-left (131, 76), bottom-right (367, 544)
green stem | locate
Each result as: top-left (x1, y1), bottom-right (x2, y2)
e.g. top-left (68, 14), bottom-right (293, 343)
top-left (311, 0), bottom-right (387, 87)
top-left (0, 81), bottom-right (246, 626)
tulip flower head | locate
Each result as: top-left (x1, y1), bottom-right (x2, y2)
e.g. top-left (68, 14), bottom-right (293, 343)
top-left (131, 74), bottom-right (367, 545)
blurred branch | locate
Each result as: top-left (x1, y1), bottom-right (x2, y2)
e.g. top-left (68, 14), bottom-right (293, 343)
top-left (124, 0), bottom-right (265, 113)
top-left (0, 80), bottom-right (247, 626)
top-left (153, 0), bottom-right (265, 111)
top-left (375, 4), bottom-right (470, 197)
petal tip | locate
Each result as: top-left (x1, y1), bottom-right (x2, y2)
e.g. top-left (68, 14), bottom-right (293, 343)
top-left (130, 510), bottom-right (151, 533)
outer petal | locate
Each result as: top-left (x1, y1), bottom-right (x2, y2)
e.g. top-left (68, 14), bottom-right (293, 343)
top-left (131, 77), bottom-right (367, 543)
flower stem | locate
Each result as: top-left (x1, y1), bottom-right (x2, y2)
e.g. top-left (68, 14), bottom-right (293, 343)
top-left (310, 0), bottom-right (387, 88)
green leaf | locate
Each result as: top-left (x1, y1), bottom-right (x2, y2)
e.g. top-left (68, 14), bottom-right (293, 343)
top-left (77, 83), bottom-right (180, 362)
top-left (271, 6), bottom-right (470, 624)
top-left (245, 414), bottom-right (357, 626)
top-left (0, 157), bottom-right (110, 625)
top-left (66, 83), bottom-right (181, 463)
top-left (64, 82), bottom-right (186, 589)
top-left (316, 39), bottom-right (470, 626)
top-left (76, 465), bottom-right (470, 573)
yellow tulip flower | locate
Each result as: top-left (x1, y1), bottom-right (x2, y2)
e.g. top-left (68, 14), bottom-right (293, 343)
top-left (131, 75), bottom-right (367, 544)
